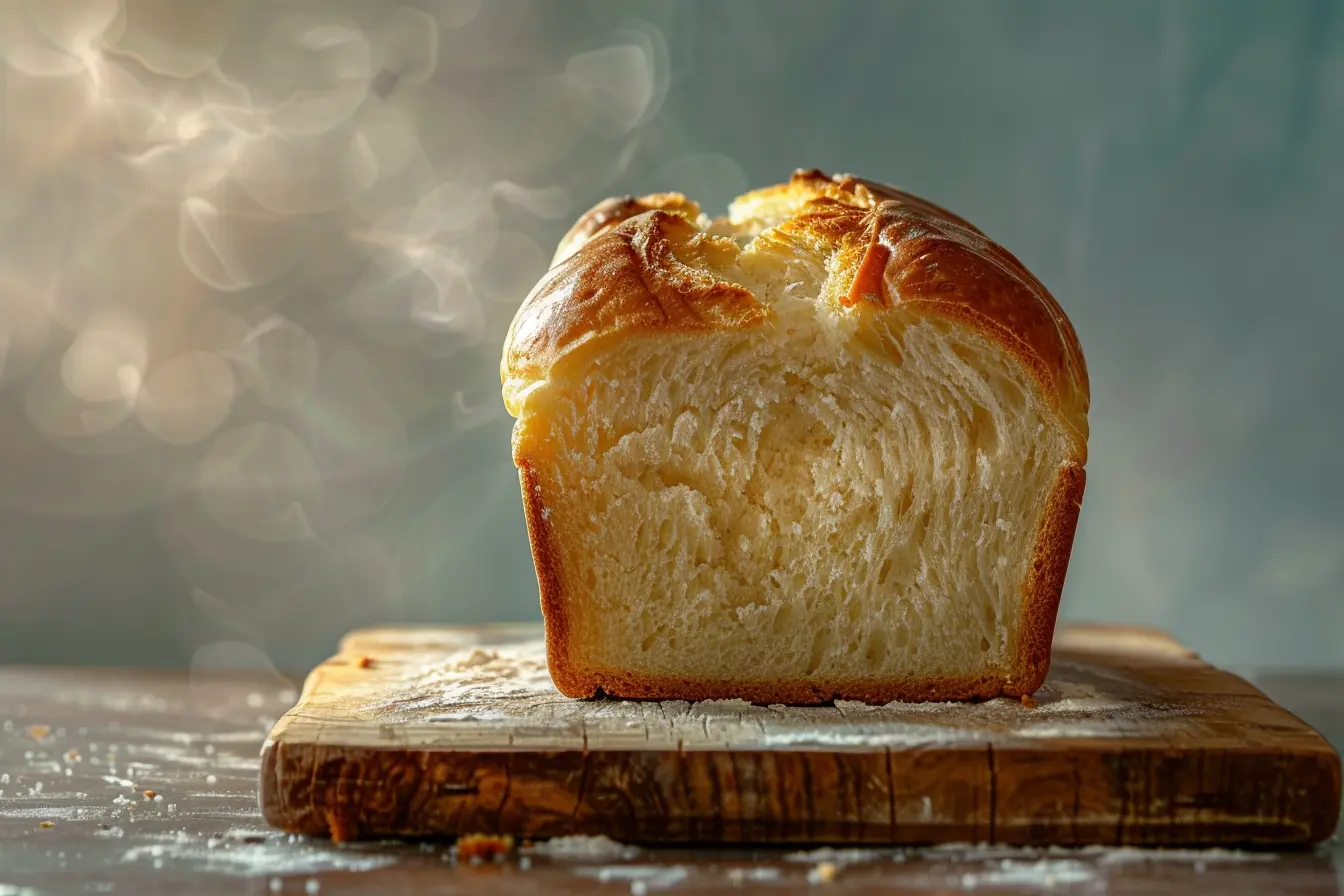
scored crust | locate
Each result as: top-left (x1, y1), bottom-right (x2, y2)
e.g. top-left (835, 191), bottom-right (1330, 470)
top-left (504, 169), bottom-right (1090, 703)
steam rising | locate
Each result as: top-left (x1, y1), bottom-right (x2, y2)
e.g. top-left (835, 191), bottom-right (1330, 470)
top-left (0, 0), bottom-right (672, 659)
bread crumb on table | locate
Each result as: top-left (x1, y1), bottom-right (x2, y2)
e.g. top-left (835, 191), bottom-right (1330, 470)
top-left (26, 725), bottom-right (50, 740)
top-left (807, 861), bottom-right (838, 884)
top-left (40, 821), bottom-right (55, 829)
top-left (1020, 694), bottom-right (1039, 708)
top-left (454, 833), bottom-right (515, 862)
top-left (356, 656), bottom-right (375, 669)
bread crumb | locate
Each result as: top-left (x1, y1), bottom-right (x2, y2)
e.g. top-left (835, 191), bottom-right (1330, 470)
top-left (143, 790), bottom-right (157, 800)
top-left (40, 821), bottom-right (55, 829)
top-left (356, 656), bottom-right (375, 669)
top-left (26, 725), bottom-right (50, 740)
top-left (454, 833), bottom-right (514, 862)
top-left (1020, 694), bottom-right (1038, 709)
top-left (807, 861), bottom-right (838, 884)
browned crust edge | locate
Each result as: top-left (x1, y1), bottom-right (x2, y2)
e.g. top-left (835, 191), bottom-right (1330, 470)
top-left (1008, 463), bottom-right (1087, 696)
top-left (519, 458), bottom-right (1086, 705)
top-left (517, 460), bottom-right (572, 689)
top-left (551, 192), bottom-right (701, 267)
top-left (505, 169), bottom-right (1089, 451)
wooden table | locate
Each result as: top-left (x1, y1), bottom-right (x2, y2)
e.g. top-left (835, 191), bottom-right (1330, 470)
top-left (1, 667), bottom-right (1340, 895)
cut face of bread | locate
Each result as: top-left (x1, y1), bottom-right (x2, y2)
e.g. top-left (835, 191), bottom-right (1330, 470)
top-left (503, 170), bottom-right (1089, 704)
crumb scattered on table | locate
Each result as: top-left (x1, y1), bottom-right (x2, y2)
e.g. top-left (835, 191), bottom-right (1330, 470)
top-left (143, 790), bottom-right (157, 800)
top-left (454, 833), bottom-right (515, 862)
top-left (356, 656), bottom-right (375, 669)
top-left (40, 821), bottom-right (55, 829)
top-left (26, 725), bottom-right (50, 740)
top-left (807, 861), bottom-right (838, 884)
top-left (1020, 694), bottom-right (1039, 708)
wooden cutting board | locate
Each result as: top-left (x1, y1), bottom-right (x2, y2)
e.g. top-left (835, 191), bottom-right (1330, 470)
top-left (260, 624), bottom-right (1340, 847)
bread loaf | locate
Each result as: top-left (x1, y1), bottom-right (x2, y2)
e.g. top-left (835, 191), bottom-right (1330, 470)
top-left (501, 169), bottom-right (1089, 704)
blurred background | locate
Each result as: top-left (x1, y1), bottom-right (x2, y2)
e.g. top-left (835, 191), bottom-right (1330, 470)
top-left (0, 0), bottom-right (1340, 675)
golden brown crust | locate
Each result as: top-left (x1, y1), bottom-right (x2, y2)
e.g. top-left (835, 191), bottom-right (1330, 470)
top-left (507, 169), bottom-right (1089, 448)
top-left (501, 209), bottom-right (767, 418)
top-left (745, 170), bottom-right (1088, 449)
top-left (1008, 463), bottom-right (1087, 696)
top-left (504, 169), bottom-right (1091, 704)
top-left (552, 192), bottom-right (701, 267)
top-left (555, 667), bottom-right (1013, 705)
top-left (740, 168), bottom-right (985, 234)
top-left (516, 461), bottom-right (572, 690)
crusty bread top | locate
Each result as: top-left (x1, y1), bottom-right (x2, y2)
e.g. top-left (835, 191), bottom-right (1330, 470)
top-left (551, 192), bottom-right (705, 268)
top-left (502, 169), bottom-right (1090, 458)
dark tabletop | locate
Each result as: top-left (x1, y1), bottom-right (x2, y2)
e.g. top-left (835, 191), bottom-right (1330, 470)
top-left (0, 666), bottom-right (1340, 895)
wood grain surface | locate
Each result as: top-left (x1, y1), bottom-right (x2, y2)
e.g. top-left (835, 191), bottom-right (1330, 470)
top-left (260, 624), bottom-right (1341, 847)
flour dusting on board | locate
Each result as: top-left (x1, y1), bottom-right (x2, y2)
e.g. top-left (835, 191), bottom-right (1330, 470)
top-left (360, 641), bottom-right (1208, 749)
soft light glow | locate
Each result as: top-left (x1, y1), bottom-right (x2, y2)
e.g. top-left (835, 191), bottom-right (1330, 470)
top-left (0, 0), bottom-right (674, 656)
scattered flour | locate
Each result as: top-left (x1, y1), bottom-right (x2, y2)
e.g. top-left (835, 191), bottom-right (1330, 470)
top-left (759, 724), bottom-right (972, 748)
top-left (690, 699), bottom-right (755, 711)
top-left (0, 805), bottom-right (101, 822)
top-left (119, 829), bottom-right (396, 877)
top-left (921, 842), bottom-right (1278, 865)
top-left (369, 644), bottom-right (1203, 748)
top-left (575, 865), bottom-right (689, 893)
top-left (726, 867), bottom-right (782, 884)
top-left (1094, 847), bottom-right (1277, 865)
top-left (783, 847), bottom-right (888, 866)
top-left (522, 835), bottom-right (640, 860)
top-left (959, 858), bottom-right (1097, 890)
